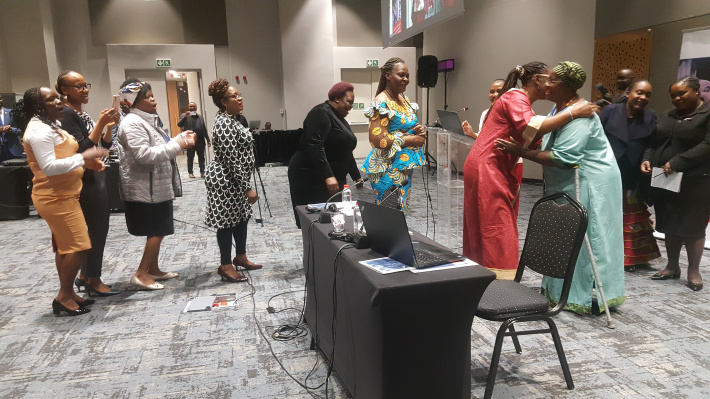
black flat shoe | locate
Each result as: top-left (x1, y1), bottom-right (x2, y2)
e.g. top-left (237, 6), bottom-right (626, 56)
top-left (52, 300), bottom-right (91, 316)
top-left (76, 298), bottom-right (96, 307)
top-left (625, 265), bottom-right (636, 272)
top-left (651, 271), bottom-right (681, 280)
top-left (687, 282), bottom-right (703, 291)
top-left (86, 285), bottom-right (122, 297)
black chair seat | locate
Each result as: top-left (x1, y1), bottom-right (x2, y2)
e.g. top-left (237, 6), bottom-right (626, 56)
top-left (477, 280), bottom-right (550, 319)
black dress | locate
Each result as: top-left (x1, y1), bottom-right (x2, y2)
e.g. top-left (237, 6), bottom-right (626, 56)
top-left (60, 106), bottom-right (111, 278)
top-left (643, 102), bottom-right (710, 238)
top-left (288, 101), bottom-right (361, 228)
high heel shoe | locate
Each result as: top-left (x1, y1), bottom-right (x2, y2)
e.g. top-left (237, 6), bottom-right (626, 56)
top-left (86, 285), bottom-right (122, 297)
top-left (232, 257), bottom-right (263, 271)
top-left (76, 298), bottom-right (96, 307)
top-left (52, 300), bottom-right (91, 316)
top-left (74, 278), bottom-right (86, 292)
top-left (217, 266), bottom-right (248, 283)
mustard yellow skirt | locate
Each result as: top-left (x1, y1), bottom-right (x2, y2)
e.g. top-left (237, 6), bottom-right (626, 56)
top-left (33, 194), bottom-right (91, 254)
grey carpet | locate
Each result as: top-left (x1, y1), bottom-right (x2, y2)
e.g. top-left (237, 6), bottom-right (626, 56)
top-left (1, 155), bottom-right (709, 398)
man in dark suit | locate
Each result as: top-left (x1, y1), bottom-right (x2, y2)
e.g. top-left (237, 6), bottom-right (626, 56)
top-left (0, 94), bottom-right (24, 162)
top-left (177, 102), bottom-right (210, 178)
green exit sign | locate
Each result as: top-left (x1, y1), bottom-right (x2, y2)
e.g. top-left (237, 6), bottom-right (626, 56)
top-left (156, 59), bottom-right (171, 68)
top-left (366, 59), bottom-right (379, 67)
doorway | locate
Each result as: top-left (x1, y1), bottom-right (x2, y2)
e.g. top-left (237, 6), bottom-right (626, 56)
top-left (124, 69), bottom-right (204, 138)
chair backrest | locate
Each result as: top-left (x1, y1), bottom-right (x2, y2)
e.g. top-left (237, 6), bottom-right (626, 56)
top-left (516, 193), bottom-right (588, 309)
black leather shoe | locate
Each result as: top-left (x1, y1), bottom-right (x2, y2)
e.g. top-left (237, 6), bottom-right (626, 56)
top-left (651, 271), bottom-right (681, 280)
top-left (76, 298), bottom-right (96, 307)
top-left (86, 285), bottom-right (122, 297)
top-left (74, 278), bottom-right (86, 292)
top-left (52, 300), bottom-right (91, 316)
top-left (687, 282), bottom-right (704, 291)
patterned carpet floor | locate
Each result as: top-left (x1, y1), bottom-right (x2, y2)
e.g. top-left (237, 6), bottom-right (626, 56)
top-left (1, 155), bottom-right (709, 398)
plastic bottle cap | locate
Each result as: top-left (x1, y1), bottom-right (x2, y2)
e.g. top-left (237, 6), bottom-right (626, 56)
top-left (344, 185), bottom-right (349, 188)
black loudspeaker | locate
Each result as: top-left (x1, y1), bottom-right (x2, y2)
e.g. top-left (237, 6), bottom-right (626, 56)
top-left (417, 55), bottom-right (438, 88)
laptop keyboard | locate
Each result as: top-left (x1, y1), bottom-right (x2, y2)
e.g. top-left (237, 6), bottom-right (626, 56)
top-left (414, 249), bottom-right (448, 268)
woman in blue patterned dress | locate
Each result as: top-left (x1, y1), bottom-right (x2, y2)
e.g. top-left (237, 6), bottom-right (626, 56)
top-left (361, 57), bottom-right (426, 214)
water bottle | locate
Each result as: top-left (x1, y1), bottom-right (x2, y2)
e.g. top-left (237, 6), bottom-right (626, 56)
top-left (342, 185), bottom-right (353, 232)
top-left (342, 184), bottom-right (352, 203)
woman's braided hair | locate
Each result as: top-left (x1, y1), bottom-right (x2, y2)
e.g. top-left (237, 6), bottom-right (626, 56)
top-left (208, 78), bottom-right (230, 110)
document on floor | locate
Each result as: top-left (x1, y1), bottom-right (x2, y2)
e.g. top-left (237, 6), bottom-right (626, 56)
top-left (183, 293), bottom-right (237, 312)
top-left (651, 167), bottom-right (683, 192)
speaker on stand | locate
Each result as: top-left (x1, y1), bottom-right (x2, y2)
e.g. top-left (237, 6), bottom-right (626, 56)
top-left (417, 55), bottom-right (438, 170)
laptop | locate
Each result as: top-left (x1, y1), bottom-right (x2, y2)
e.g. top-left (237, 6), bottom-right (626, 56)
top-left (436, 110), bottom-right (465, 136)
top-left (248, 120), bottom-right (261, 130)
top-left (359, 201), bottom-right (465, 269)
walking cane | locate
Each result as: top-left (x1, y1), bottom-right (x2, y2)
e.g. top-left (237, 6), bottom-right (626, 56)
top-left (574, 168), bottom-right (616, 329)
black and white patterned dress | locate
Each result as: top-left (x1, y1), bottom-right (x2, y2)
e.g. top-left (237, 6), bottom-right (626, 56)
top-left (204, 111), bottom-right (255, 228)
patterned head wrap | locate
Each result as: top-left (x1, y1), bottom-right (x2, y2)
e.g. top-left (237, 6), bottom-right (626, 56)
top-left (553, 61), bottom-right (586, 90)
top-left (119, 82), bottom-right (144, 107)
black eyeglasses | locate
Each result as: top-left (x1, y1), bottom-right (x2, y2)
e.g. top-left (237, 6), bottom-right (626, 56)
top-left (67, 83), bottom-right (91, 91)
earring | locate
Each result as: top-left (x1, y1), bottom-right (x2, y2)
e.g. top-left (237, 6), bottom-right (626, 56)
top-left (536, 85), bottom-right (540, 90)
top-left (335, 100), bottom-right (339, 103)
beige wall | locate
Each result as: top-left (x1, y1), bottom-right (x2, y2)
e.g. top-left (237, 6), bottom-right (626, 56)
top-left (595, 0), bottom-right (710, 39)
top-left (0, 0), bottom-right (53, 93)
top-left (224, 0), bottom-right (284, 130)
top-left (278, 0), bottom-right (336, 129)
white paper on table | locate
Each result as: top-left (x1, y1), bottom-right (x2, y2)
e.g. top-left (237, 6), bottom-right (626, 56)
top-left (650, 167), bottom-right (683, 193)
top-left (409, 258), bottom-right (479, 273)
top-left (360, 257), bottom-right (414, 274)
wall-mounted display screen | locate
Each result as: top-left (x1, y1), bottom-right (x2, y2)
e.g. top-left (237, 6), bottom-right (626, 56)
top-left (382, 0), bottom-right (465, 48)
top-left (438, 59), bottom-right (454, 72)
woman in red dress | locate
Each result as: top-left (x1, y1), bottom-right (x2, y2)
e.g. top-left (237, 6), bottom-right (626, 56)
top-left (462, 61), bottom-right (597, 279)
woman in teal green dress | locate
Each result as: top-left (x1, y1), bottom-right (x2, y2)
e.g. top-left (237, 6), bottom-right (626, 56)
top-left (495, 62), bottom-right (625, 314)
top-left (361, 57), bottom-right (426, 213)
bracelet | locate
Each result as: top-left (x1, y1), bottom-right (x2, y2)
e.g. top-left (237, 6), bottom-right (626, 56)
top-left (566, 108), bottom-right (574, 121)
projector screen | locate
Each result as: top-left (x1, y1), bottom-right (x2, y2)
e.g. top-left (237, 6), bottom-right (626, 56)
top-left (382, 0), bottom-right (464, 48)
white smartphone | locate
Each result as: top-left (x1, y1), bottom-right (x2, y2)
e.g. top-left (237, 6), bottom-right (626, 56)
top-left (111, 94), bottom-right (121, 109)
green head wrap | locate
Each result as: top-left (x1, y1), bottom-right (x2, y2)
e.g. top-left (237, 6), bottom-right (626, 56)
top-left (553, 61), bottom-right (586, 90)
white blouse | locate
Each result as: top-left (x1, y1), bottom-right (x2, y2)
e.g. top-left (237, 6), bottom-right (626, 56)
top-left (24, 117), bottom-right (85, 176)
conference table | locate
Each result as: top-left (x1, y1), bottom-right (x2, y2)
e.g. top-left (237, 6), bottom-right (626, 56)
top-left (297, 206), bottom-right (496, 399)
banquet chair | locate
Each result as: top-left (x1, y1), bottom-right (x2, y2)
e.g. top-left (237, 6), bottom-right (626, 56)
top-left (475, 192), bottom-right (588, 399)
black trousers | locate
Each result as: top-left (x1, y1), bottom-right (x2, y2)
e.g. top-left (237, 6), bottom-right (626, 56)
top-left (79, 171), bottom-right (110, 278)
top-left (216, 221), bottom-right (249, 265)
top-left (187, 143), bottom-right (206, 175)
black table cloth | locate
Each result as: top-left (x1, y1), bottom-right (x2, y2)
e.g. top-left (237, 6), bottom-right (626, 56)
top-left (0, 164), bottom-right (32, 220)
top-left (297, 206), bottom-right (496, 399)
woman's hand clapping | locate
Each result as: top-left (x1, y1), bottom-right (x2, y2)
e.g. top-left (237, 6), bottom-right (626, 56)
top-left (81, 147), bottom-right (109, 172)
top-left (97, 108), bottom-right (120, 127)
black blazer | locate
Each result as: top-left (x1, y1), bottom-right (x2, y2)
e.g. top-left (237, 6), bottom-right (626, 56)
top-left (601, 103), bottom-right (657, 189)
top-left (643, 102), bottom-right (710, 177)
